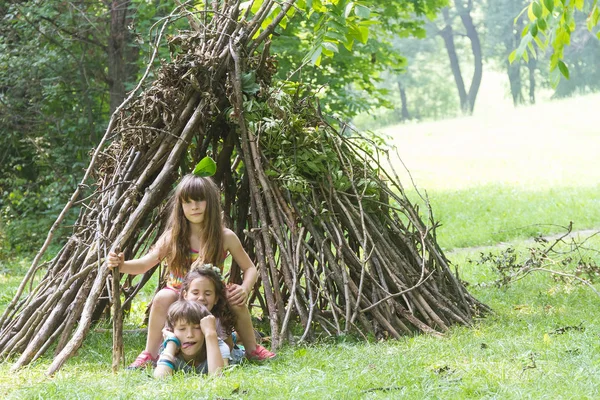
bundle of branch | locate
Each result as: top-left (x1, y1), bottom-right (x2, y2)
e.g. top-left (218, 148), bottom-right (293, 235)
top-left (0, 1), bottom-right (488, 375)
top-left (226, 71), bottom-right (489, 343)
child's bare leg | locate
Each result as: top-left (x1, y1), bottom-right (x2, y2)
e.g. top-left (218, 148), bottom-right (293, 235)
top-left (229, 304), bottom-right (257, 353)
top-left (145, 288), bottom-right (179, 357)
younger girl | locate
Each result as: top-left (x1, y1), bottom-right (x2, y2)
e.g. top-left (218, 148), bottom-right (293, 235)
top-left (154, 300), bottom-right (225, 378)
top-left (107, 174), bottom-right (275, 369)
top-left (180, 263), bottom-right (245, 362)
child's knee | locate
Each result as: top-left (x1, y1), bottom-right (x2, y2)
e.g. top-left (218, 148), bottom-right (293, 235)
top-left (152, 289), bottom-right (179, 310)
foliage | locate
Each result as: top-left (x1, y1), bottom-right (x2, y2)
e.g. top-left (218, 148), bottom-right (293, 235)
top-left (551, 12), bottom-right (600, 97)
top-left (469, 229), bottom-right (600, 289)
top-left (0, 0), bottom-right (176, 257)
top-left (271, 0), bottom-right (447, 118)
top-left (353, 30), bottom-right (461, 127)
top-left (511, 0), bottom-right (600, 85)
top-left (241, 86), bottom-right (379, 195)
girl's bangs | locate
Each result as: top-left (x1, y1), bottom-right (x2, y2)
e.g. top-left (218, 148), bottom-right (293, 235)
top-left (180, 178), bottom-right (207, 202)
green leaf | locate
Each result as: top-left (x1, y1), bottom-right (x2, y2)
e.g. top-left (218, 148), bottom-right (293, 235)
top-left (558, 60), bottom-right (570, 79)
top-left (344, 2), bottom-right (354, 18)
top-left (574, 0), bottom-right (584, 10)
top-left (193, 156), bottom-right (217, 177)
top-left (508, 49), bottom-right (518, 64)
top-left (537, 18), bottom-right (547, 31)
top-left (354, 4), bottom-right (371, 19)
top-left (528, 2), bottom-right (536, 21)
top-left (241, 71), bottom-right (260, 95)
top-left (322, 41), bottom-right (339, 53)
top-left (532, 2), bottom-right (543, 19)
top-left (550, 52), bottom-right (559, 71)
top-left (549, 64), bottom-right (560, 88)
top-left (556, 27), bottom-right (571, 46)
top-left (527, 41), bottom-right (538, 59)
top-left (515, 32), bottom-right (533, 59)
top-left (588, 6), bottom-right (599, 31)
top-left (342, 37), bottom-right (354, 51)
top-left (358, 26), bottom-right (369, 43)
top-left (250, 0), bottom-right (264, 14)
top-left (543, 0), bottom-right (554, 12)
top-left (310, 45), bottom-right (323, 65)
top-left (531, 23), bottom-right (539, 37)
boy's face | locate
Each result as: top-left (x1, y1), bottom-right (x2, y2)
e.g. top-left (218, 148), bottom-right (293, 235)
top-left (173, 319), bottom-right (204, 360)
top-left (183, 276), bottom-right (217, 311)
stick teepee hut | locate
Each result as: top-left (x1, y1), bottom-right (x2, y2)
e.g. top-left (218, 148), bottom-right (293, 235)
top-left (0, 1), bottom-right (488, 375)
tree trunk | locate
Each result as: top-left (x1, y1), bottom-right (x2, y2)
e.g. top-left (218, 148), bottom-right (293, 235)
top-left (108, 0), bottom-right (132, 114)
top-left (528, 58), bottom-right (536, 104)
top-left (397, 79), bottom-right (410, 121)
top-left (507, 61), bottom-right (524, 106)
top-left (457, 0), bottom-right (482, 114)
top-left (439, 8), bottom-right (469, 114)
top-left (506, 12), bottom-right (525, 106)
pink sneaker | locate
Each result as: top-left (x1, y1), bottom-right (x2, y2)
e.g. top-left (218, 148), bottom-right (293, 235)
top-left (126, 350), bottom-right (157, 370)
top-left (246, 344), bottom-right (276, 361)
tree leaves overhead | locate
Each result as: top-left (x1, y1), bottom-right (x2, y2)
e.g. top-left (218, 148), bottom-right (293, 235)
top-left (272, 0), bottom-right (445, 118)
top-left (513, 0), bottom-right (600, 85)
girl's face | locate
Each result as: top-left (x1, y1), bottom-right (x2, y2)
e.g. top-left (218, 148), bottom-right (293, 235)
top-left (173, 319), bottom-right (204, 361)
top-left (181, 199), bottom-right (207, 224)
top-left (183, 276), bottom-right (217, 311)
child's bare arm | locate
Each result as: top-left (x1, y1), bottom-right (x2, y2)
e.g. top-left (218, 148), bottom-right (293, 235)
top-left (224, 229), bottom-right (257, 305)
top-left (107, 251), bottom-right (160, 275)
top-left (201, 315), bottom-right (224, 375)
top-left (107, 234), bottom-right (167, 275)
top-left (154, 329), bottom-right (179, 379)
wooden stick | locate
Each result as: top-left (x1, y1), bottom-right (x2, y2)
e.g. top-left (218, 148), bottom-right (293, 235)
top-left (112, 246), bottom-right (123, 373)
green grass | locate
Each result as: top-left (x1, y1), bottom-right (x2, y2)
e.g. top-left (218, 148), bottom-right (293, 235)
top-left (2, 93), bottom-right (600, 398)
top-left (3, 238), bottom-right (600, 398)
top-left (382, 92), bottom-right (600, 250)
top-left (411, 183), bottom-right (600, 250)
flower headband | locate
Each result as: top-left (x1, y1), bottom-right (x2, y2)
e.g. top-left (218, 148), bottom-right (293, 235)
top-left (191, 262), bottom-right (223, 281)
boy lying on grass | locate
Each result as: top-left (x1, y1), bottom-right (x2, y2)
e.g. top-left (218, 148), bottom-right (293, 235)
top-left (154, 300), bottom-right (228, 378)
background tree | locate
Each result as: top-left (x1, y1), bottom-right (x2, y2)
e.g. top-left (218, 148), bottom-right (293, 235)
top-left (437, 0), bottom-right (482, 114)
top-left (483, 0), bottom-right (536, 105)
top-left (271, 0), bottom-right (446, 118)
top-left (0, 0), bottom-right (174, 257)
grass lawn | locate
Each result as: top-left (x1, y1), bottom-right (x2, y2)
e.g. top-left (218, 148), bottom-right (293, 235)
top-left (2, 93), bottom-right (600, 399)
top-left (2, 236), bottom-right (600, 399)
top-left (383, 92), bottom-right (600, 250)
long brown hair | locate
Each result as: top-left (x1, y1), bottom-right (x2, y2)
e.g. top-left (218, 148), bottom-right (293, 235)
top-left (163, 174), bottom-right (225, 277)
top-left (180, 265), bottom-right (236, 337)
